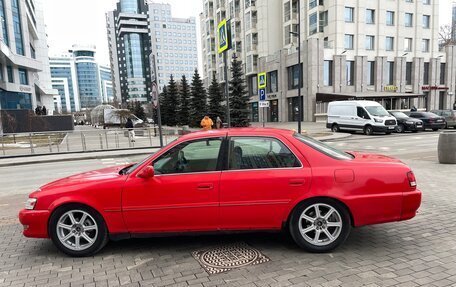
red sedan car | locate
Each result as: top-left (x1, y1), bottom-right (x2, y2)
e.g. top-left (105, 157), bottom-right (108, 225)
top-left (19, 128), bottom-right (421, 257)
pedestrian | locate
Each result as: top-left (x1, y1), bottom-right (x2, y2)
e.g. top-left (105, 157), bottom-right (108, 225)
top-left (411, 106), bottom-right (417, 112)
top-left (216, 116), bottom-right (222, 129)
top-left (42, 106), bottom-right (47, 115)
top-left (126, 118), bottom-right (135, 142)
top-left (35, 106), bottom-right (42, 115)
top-left (200, 115), bottom-right (214, 131)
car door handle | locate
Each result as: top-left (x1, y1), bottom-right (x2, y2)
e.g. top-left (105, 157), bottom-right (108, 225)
top-left (289, 179), bottom-right (306, 186)
top-left (197, 183), bottom-right (214, 190)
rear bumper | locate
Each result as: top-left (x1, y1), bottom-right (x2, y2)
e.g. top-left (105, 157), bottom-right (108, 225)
top-left (400, 189), bottom-right (422, 221)
top-left (424, 123), bottom-right (446, 129)
top-left (18, 209), bottom-right (50, 238)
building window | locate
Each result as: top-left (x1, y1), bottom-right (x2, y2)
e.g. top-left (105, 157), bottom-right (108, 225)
top-left (367, 61), bottom-right (375, 86)
top-left (18, 68), bottom-right (27, 85)
top-left (323, 60), bottom-right (333, 86)
top-left (365, 35), bottom-right (375, 50)
top-left (309, 12), bottom-right (317, 35)
top-left (387, 61), bottom-right (394, 85)
top-left (287, 64), bottom-right (302, 90)
top-left (423, 0), bottom-right (430, 4)
top-left (405, 13), bottom-right (413, 27)
top-left (267, 70), bottom-right (278, 93)
top-left (440, 63), bottom-right (446, 84)
top-left (319, 11), bottom-right (328, 32)
top-left (386, 36), bottom-right (394, 51)
top-left (309, 0), bottom-right (317, 9)
top-left (345, 7), bottom-right (354, 22)
top-left (386, 11), bottom-right (395, 26)
top-left (346, 61), bottom-right (354, 86)
top-left (406, 0), bottom-right (413, 2)
top-left (7, 66), bottom-right (13, 83)
top-left (406, 62), bottom-right (412, 85)
top-left (366, 9), bottom-right (375, 24)
top-left (404, 38), bottom-right (412, 52)
top-left (423, 62), bottom-right (429, 85)
top-left (0, 0), bottom-right (9, 46)
top-left (422, 15), bottom-right (430, 29)
top-left (422, 39), bottom-right (430, 52)
top-left (344, 34), bottom-right (354, 50)
top-left (12, 0), bottom-right (24, 55)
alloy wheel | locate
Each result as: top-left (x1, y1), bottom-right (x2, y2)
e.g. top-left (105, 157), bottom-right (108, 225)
top-left (56, 210), bottom-right (98, 251)
top-left (298, 203), bottom-right (342, 246)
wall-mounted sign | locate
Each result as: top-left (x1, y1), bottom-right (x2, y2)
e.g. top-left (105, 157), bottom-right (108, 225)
top-left (422, 86), bottom-right (449, 91)
top-left (384, 86), bottom-right (398, 92)
top-left (20, 86), bottom-right (32, 92)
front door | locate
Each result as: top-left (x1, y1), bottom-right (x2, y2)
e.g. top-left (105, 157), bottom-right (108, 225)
top-left (219, 136), bottom-right (311, 230)
top-left (122, 137), bottom-right (224, 233)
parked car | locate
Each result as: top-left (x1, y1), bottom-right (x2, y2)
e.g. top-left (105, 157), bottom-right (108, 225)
top-left (430, 110), bottom-right (456, 129)
top-left (405, 112), bottom-right (446, 131)
top-left (389, 111), bottom-right (424, 133)
top-left (19, 128), bottom-right (421, 257)
top-left (327, 100), bottom-right (397, 135)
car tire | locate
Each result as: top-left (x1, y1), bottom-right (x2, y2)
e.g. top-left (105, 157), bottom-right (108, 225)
top-left (364, 125), bottom-right (374, 136)
top-left (331, 124), bottom-right (340, 133)
top-left (432, 128), bottom-right (439, 131)
top-left (289, 198), bottom-right (351, 253)
top-left (49, 204), bottom-right (109, 257)
top-left (396, 124), bottom-right (405, 133)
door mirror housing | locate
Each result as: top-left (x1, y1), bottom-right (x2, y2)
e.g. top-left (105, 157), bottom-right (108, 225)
top-left (137, 166), bottom-right (155, 179)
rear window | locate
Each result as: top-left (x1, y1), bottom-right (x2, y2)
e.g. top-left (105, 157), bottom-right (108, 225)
top-left (294, 133), bottom-right (354, 160)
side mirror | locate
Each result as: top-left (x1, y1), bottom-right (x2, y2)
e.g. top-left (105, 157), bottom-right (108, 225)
top-left (137, 166), bottom-right (155, 179)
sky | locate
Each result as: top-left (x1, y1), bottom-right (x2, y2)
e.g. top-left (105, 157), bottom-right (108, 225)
top-left (43, 0), bottom-right (453, 67)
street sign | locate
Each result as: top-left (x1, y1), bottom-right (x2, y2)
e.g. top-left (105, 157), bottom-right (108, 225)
top-left (151, 83), bottom-right (159, 107)
top-left (149, 53), bottom-right (157, 83)
top-left (218, 19), bottom-right (231, 54)
top-left (259, 101), bottom-right (269, 108)
top-left (259, 88), bottom-right (266, 101)
top-left (258, 72), bottom-right (266, 89)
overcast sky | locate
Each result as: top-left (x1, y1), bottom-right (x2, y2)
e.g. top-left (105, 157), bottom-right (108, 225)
top-left (43, 0), bottom-right (453, 67)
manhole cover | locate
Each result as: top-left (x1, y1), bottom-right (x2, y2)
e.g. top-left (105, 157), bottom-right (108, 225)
top-left (192, 242), bottom-right (270, 274)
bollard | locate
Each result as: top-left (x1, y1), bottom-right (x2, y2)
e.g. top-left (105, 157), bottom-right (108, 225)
top-left (48, 136), bottom-right (53, 153)
top-left (81, 133), bottom-right (87, 151)
top-left (29, 133), bottom-right (34, 154)
top-left (128, 130), bottom-right (132, 148)
top-left (438, 131), bottom-right (456, 164)
top-left (99, 134), bottom-right (104, 150)
top-left (148, 128), bottom-right (152, 146)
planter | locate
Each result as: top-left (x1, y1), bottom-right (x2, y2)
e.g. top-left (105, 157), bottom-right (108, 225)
top-left (438, 131), bottom-right (456, 164)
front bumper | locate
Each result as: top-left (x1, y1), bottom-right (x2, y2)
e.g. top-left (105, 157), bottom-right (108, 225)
top-left (405, 123), bottom-right (424, 131)
top-left (400, 189), bottom-right (422, 221)
top-left (18, 209), bottom-right (50, 238)
top-left (373, 125), bottom-right (396, 133)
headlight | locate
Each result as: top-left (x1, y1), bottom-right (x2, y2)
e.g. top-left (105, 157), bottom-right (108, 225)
top-left (405, 121), bottom-right (414, 125)
top-left (374, 118), bottom-right (383, 123)
top-left (25, 198), bottom-right (37, 210)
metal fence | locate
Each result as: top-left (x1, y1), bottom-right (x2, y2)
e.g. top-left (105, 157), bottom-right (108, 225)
top-left (0, 127), bottom-right (183, 157)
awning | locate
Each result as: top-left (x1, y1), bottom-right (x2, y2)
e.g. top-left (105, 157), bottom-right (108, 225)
top-left (316, 91), bottom-right (424, 102)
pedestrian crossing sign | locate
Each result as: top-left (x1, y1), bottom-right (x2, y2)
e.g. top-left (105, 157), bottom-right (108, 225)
top-left (258, 72), bottom-right (266, 89)
top-left (218, 19), bottom-right (230, 54)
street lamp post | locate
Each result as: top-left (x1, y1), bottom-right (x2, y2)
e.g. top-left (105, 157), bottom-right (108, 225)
top-left (290, 0), bottom-right (302, 133)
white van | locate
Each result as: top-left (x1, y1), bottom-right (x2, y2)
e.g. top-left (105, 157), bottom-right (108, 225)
top-left (326, 101), bottom-right (397, 135)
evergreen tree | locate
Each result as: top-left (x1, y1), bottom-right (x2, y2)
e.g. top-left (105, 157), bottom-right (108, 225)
top-left (159, 86), bottom-right (171, 126)
top-left (166, 75), bottom-right (179, 126)
top-left (189, 69), bottom-right (207, 127)
top-left (133, 102), bottom-right (146, 121)
top-left (229, 57), bottom-right (250, 127)
top-left (207, 73), bottom-right (225, 123)
top-left (178, 75), bottom-right (191, 125)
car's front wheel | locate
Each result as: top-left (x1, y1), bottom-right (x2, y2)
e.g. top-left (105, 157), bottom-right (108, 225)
top-left (49, 205), bottom-right (108, 257)
top-left (289, 199), bottom-right (351, 253)
top-left (396, 124), bottom-right (405, 133)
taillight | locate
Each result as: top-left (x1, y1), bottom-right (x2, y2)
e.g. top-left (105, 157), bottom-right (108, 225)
top-left (407, 171), bottom-right (417, 189)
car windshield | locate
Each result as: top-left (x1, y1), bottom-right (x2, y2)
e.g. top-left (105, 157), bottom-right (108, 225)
top-left (391, 112), bottom-right (408, 118)
top-left (294, 133), bottom-right (354, 160)
top-left (365, 106), bottom-right (390, 117)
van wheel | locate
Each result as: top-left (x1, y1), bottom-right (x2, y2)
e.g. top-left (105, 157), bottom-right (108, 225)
top-left (331, 124), bottom-right (340, 133)
top-left (364, 125), bottom-right (374, 135)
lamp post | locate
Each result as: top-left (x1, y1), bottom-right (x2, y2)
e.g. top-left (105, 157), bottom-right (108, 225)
top-left (289, 0), bottom-right (302, 133)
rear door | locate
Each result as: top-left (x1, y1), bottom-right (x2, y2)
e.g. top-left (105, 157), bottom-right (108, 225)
top-left (219, 135), bottom-right (311, 230)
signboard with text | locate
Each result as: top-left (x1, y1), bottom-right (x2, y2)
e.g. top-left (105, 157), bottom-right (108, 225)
top-left (259, 101), bottom-right (269, 108)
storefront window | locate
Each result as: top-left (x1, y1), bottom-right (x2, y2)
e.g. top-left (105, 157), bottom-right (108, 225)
top-left (267, 70), bottom-right (278, 93)
top-left (250, 102), bottom-right (259, 122)
top-left (269, 100), bottom-right (279, 122)
top-left (287, 96), bottom-right (303, 122)
top-left (287, 64), bottom-right (302, 90)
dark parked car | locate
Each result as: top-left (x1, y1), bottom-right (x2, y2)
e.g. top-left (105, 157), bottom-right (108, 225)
top-left (405, 112), bottom-right (446, 131)
top-left (430, 110), bottom-right (456, 129)
top-left (389, 111), bottom-right (424, 133)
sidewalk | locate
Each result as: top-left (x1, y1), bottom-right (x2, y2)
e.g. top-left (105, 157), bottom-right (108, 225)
top-left (0, 123), bottom-right (350, 167)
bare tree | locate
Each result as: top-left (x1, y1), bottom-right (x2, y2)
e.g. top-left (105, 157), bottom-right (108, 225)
top-left (439, 23), bottom-right (456, 47)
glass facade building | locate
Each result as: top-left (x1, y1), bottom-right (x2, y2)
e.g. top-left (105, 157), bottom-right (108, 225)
top-left (50, 59), bottom-right (77, 113)
top-left (11, 0), bottom-right (24, 55)
top-left (120, 0), bottom-right (140, 14)
top-left (0, 0), bottom-right (9, 47)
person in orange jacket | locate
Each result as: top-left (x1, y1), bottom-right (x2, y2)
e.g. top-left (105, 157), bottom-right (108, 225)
top-left (200, 115), bottom-right (214, 131)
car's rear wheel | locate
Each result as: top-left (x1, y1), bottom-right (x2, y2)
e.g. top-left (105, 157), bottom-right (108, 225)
top-left (49, 204), bottom-right (108, 257)
top-left (396, 124), bottom-right (405, 133)
top-left (289, 198), bottom-right (351, 253)
top-left (331, 124), bottom-right (340, 133)
top-left (364, 125), bottom-right (374, 135)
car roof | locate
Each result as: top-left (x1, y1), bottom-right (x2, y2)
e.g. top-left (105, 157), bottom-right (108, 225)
top-left (328, 100), bottom-right (381, 107)
top-left (178, 127), bottom-right (295, 141)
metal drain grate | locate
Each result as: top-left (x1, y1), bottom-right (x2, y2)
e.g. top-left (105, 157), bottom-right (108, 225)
top-left (192, 242), bottom-right (270, 274)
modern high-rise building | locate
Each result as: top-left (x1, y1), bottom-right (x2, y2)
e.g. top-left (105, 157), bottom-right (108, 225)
top-left (50, 45), bottom-right (113, 113)
top-left (452, 2), bottom-right (456, 41)
top-left (200, 0), bottom-right (455, 123)
top-left (148, 2), bottom-right (198, 92)
top-left (0, 0), bottom-right (57, 113)
top-left (106, 0), bottom-right (152, 104)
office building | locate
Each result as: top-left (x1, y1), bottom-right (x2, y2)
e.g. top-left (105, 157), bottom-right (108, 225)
top-left (0, 0), bottom-right (57, 113)
top-left (200, 0), bottom-right (455, 122)
top-left (50, 45), bottom-right (113, 113)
